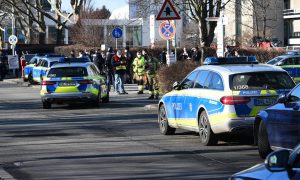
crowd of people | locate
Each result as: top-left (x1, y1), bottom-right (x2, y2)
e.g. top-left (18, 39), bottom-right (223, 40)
top-left (71, 47), bottom-right (162, 100)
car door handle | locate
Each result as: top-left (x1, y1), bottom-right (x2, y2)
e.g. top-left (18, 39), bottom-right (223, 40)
top-left (293, 105), bottom-right (300, 111)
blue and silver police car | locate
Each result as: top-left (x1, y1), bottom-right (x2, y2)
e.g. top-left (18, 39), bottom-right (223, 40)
top-left (158, 57), bottom-right (295, 146)
top-left (24, 54), bottom-right (45, 83)
top-left (40, 58), bottom-right (109, 109)
top-left (32, 54), bottom-right (65, 84)
top-left (266, 51), bottom-right (300, 82)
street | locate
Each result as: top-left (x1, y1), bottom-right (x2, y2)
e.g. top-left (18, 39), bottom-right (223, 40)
top-left (0, 81), bottom-right (262, 180)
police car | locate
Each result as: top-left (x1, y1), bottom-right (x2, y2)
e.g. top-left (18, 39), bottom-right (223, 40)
top-left (32, 54), bottom-right (65, 84)
top-left (40, 58), bottom-right (109, 109)
top-left (158, 56), bottom-right (295, 146)
top-left (266, 51), bottom-right (300, 82)
top-left (24, 54), bottom-right (45, 83)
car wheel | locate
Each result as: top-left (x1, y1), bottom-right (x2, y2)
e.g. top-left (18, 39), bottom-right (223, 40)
top-left (102, 90), bottom-right (109, 103)
top-left (92, 91), bottom-right (101, 107)
top-left (42, 101), bottom-right (51, 109)
top-left (258, 121), bottom-right (272, 159)
top-left (198, 111), bottom-right (218, 146)
top-left (28, 73), bottom-right (35, 85)
top-left (158, 104), bottom-right (176, 135)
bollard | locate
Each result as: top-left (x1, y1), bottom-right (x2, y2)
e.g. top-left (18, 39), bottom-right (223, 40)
top-left (20, 57), bottom-right (26, 78)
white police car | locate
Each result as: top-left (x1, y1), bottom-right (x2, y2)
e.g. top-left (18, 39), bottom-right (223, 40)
top-left (40, 58), bottom-right (109, 109)
top-left (158, 57), bottom-right (295, 146)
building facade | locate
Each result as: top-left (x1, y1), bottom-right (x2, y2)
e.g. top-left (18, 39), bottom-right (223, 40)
top-left (284, 0), bottom-right (300, 45)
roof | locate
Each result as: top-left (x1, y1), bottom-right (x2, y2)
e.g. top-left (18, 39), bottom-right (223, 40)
top-left (196, 64), bottom-right (286, 75)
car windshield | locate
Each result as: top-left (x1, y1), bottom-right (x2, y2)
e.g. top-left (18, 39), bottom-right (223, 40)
top-left (230, 72), bottom-right (295, 90)
top-left (267, 57), bottom-right (283, 65)
top-left (47, 67), bottom-right (88, 78)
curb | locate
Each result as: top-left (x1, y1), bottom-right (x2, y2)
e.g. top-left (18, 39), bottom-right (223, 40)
top-left (3, 78), bottom-right (30, 87)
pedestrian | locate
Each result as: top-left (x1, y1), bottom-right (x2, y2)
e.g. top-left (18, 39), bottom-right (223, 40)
top-left (180, 47), bottom-right (190, 61)
top-left (112, 50), bottom-right (127, 94)
top-left (145, 55), bottom-right (160, 99)
top-left (70, 49), bottom-right (76, 58)
top-left (142, 49), bottom-right (150, 90)
top-left (105, 47), bottom-right (115, 91)
top-left (0, 51), bottom-right (7, 81)
top-left (191, 46), bottom-right (201, 62)
top-left (124, 47), bottom-right (133, 84)
top-left (93, 49), bottom-right (105, 72)
top-left (159, 48), bottom-right (167, 64)
top-left (132, 51), bottom-right (145, 94)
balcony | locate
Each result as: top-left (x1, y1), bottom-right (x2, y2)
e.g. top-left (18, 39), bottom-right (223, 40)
top-left (283, 9), bottom-right (300, 19)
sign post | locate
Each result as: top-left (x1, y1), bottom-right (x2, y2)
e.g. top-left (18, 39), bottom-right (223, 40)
top-left (112, 27), bottom-right (123, 49)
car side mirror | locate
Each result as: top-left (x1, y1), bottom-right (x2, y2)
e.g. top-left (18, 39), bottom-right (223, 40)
top-left (265, 149), bottom-right (290, 172)
top-left (276, 61), bottom-right (283, 66)
top-left (277, 94), bottom-right (288, 104)
top-left (172, 81), bottom-right (181, 90)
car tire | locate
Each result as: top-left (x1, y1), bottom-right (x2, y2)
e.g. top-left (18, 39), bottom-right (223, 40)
top-left (28, 73), bottom-right (35, 85)
top-left (158, 104), bottom-right (176, 135)
top-left (42, 101), bottom-right (51, 109)
top-left (102, 92), bottom-right (109, 103)
top-left (258, 121), bottom-right (272, 159)
top-left (198, 111), bottom-right (218, 146)
top-left (92, 91), bottom-right (101, 107)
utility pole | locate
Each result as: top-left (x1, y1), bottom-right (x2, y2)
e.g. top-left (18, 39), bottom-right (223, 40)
top-left (12, 5), bottom-right (16, 56)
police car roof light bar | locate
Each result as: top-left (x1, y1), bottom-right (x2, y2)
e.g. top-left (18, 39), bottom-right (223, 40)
top-left (58, 57), bottom-right (90, 63)
top-left (204, 56), bottom-right (258, 65)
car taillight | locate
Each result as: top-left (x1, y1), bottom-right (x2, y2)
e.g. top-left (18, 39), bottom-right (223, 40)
top-left (220, 96), bottom-right (250, 105)
top-left (79, 80), bottom-right (93, 84)
top-left (42, 81), bottom-right (56, 85)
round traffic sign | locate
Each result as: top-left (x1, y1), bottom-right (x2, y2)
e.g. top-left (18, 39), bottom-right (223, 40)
top-left (159, 21), bottom-right (176, 40)
top-left (8, 35), bottom-right (18, 45)
top-left (112, 27), bottom-right (123, 39)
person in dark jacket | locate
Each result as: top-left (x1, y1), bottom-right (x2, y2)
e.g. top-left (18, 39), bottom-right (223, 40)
top-left (93, 49), bottom-right (105, 72)
top-left (191, 46), bottom-right (201, 62)
top-left (112, 50), bottom-right (127, 94)
top-left (124, 47), bottom-right (133, 84)
top-left (105, 47), bottom-right (115, 90)
top-left (159, 48), bottom-right (167, 64)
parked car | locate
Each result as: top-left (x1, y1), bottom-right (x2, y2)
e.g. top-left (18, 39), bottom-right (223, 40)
top-left (229, 144), bottom-right (300, 180)
top-left (254, 83), bottom-right (300, 159)
top-left (266, 51), bottom-right (300, 82)
top-left (158, 56), bottom-right (295, 146)
top-left (31, 54), bottom-right (65, 83)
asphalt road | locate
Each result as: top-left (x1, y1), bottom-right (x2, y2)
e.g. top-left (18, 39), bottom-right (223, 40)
top-left (0, 81), bottom-right (262, 180)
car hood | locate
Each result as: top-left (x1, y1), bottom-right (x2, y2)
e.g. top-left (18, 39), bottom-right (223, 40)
top-left (230, 164), bottom-right (272, 179)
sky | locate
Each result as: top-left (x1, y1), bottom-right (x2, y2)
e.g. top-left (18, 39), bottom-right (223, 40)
top-left (62, 0), bottom-right (128, 12)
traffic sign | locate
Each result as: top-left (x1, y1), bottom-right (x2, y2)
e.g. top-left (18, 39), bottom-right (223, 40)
top-left (8, 35), bottom-right (18, 45)
top-left (159, 21), bottom-right (176, 40)
top-left (156, 0), bottom-right (181, 21)
top-left (112, 27), bottom-right (123, 39)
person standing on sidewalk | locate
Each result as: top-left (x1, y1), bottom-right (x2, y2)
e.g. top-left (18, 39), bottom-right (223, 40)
top-left (0, 51), bottom-right (8, 81)
top-left (132, 51), bottom-right (145, 94)
top-left (124, 47), bottom-right (133, 84)
top-left (105, 47), bottom-right (115, 91)
top-left (145, 55), bottom-right (160, 99)
top-left (112, 50), bottom-right (127, 94)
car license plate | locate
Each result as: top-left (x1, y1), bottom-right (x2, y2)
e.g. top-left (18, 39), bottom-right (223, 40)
top-left (254, 98), bottom-right (277, 106)
top-left (60, 81), bottom-right (76, 86)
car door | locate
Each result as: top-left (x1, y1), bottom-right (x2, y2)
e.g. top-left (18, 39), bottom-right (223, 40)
top-left (280, 57), bottom-right (295, 78)
top-left (32, 60), bottom-right (44, 82)
top-left (173, 70), bottom-right (199, 127)
top-left (180, 70), bottom-right (210, 129)
top-left (269, 84), bottom-right (300, 149)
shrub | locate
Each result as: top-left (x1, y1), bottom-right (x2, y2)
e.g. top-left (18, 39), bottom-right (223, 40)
top-left (237, 47), bottom-right (285, 63)
top-left (157, 61), bottom-right (200, 94)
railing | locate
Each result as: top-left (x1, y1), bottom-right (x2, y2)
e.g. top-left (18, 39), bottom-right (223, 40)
top-left (283, 9), bottom-right (300, 16)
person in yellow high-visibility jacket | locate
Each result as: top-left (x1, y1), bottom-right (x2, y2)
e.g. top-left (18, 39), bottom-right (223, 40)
top-left (132, 51), bottom-right (145, 94)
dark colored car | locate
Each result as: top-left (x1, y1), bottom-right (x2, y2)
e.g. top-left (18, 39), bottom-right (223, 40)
top-left (229, 144), bottom-right (300, 180)
top-left (254, 83), bottom-right (300, 159)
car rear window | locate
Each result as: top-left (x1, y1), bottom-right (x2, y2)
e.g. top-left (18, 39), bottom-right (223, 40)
top-left (47, 67), bottom-right (88, 77)
top-left (230, 72), bottom-right (295, 90)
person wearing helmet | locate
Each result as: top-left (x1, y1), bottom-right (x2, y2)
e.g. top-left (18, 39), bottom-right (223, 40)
top-left (132, 51), bottom-right (145, 94)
